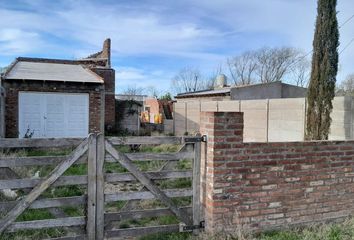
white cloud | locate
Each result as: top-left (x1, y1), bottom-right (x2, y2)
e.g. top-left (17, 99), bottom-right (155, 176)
top-left (0, 28), bottom-right (45, 55)
top-left (1, 0), bottom-right (354, 85)
top-left (115, 66), bottom-right (172, 93)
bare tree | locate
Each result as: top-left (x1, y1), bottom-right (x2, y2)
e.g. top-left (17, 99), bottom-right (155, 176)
top-left (122, 85), bottom-right (145, 96)
top-left (227, 51), bottom-right (257, 86)
top-left (227, 47), bottom-right (309, 86)
top-left (336, 74), bottom-right (354, 96)
top-left (207, 64), bottom-right (224, 88)
top-left (255, 47), bottom-right (301, 83)
top-left (145, 86), bottom-right (160, 98)
top-left (171, 67), bottom-right (211, 94)
top-left (288, 57), bottom-right (310, 87)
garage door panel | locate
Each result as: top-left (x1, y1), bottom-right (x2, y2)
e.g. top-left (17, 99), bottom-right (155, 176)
top-left (45, 94), bottom-right (66, 138)
top-left (66, 95), bottom-right (89, 137)
top-left (19, 92), bottom-right (89, 138)
top-left (19, 93), bottom-right (44, 138)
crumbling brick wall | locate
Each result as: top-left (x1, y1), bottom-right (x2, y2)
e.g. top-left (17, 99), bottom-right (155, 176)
top-left (200, 111), bottom-right (354, 233)
top-left (91, 68), bottom-right (115, 130)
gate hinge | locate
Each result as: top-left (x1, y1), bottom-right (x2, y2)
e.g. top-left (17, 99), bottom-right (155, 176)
top-left (184, 135), bottom-right (207, 143)
top-left (179, 221), bottom-right (205, 232)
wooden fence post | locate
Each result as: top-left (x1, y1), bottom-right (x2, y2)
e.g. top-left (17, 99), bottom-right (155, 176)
top-left (192, 134), bottom-right (202, 235)
top-left (96, 134), bottom-right (105, 240)
top-left (87, 134), bottom-right (97, 240)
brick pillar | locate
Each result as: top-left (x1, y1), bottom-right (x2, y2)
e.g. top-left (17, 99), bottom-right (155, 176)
top-left (200, 112), bottom-right (244, 233)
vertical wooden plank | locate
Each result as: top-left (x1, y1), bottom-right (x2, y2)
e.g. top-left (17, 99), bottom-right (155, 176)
top-left (192, 134), bottom-right (202, 235)
top-left (0, 86), bottom-right (5, 138)
top-left (96, 134), bottom-right (105, 240)
top-left (87, 134), bottom-right (97, 240)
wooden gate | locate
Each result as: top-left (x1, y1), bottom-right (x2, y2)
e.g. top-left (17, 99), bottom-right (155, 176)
top-left (99, 135), bottom-right (203, 239)
top-left (0, 134), bottom-right (204, 239)
top-left (0, 136), bottom-right (90, 239)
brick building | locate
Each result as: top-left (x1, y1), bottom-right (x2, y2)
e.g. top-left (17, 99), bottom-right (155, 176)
top-left (1, 39), bottom-right (115, 138)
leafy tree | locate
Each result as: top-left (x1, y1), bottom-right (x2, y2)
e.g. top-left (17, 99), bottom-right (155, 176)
top-left (159, 92), bottom-right (172, 100)
top-left (306, 0), bottom-right (339, 140)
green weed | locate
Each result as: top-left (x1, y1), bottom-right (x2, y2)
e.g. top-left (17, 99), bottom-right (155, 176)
top-left (16, 209), bottom-right (53, 222)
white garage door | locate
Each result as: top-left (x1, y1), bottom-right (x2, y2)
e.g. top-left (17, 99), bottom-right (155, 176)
top-left (19, 92), bottom-right (89, 138)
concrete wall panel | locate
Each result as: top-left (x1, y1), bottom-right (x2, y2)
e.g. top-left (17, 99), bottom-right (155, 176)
top-left (186, 101), bottom-right (201, 134)
top-left (218, 101), bottom-right (240, 112)
top-left (174, 102), bottom-right (187, 136)
top-left (240, 100), bottom-right (268, 142)
top-left (268, 98), bottom-right (305, 142)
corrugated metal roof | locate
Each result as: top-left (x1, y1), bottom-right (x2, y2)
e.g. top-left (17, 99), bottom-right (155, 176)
top-left (176, 87), bottom-right (231, 98)
top-left (4, 61), bottom-right (103, 83)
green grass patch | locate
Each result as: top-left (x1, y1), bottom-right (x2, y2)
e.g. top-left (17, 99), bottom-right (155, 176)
top-left (140, 144), bottom-right (181, 153)
top-left (63, 164), bottom-right (87, 176)
top-left (172, 196), bottom-right (192, 206)
top-left (139, 232), bottom-right (191, 240)
top-left (177, 159), bottom-right (192, 170)
top-left (25, 148), bottom-right (72, 157)
top-left (61, 206), bottom-right (84, 217)
top-left (157, 178), bottom-right (192, 189)
top-left (105, 160), bottom-right (167, 173)
top-left (105, 201), bottom-right (127, 212)
top-left (157, 215), bottom-right (178, 225)
top-left (105, 162), bottom-right (127, 173)
top-left (42, 185), bottom-right (85, 198)
top-left (1, 228), bottom-right (66, 240)
top-left (16, 209), bottom-right (53, 222)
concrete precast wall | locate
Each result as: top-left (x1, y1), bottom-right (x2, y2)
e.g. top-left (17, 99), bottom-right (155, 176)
top-left (172, 96), bottom-right (354, 142)
top-left (268, 98), bottom-right (306, 142)
top-left (186, 101), bottom-right (201, 135)
top-left (329, 96), bottom-right (354, 140)
top-left (174, 102), bottom-right (187, 136)
top-left (240, 100), bottom-right (268, 142)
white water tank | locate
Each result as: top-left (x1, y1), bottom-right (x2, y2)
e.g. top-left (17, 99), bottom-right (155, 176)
top-left (214, 74), bottom-right (227, 89)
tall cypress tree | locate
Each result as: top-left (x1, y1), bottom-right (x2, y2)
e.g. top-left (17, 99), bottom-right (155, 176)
top-left (306, 0), bottom-right (339, 140)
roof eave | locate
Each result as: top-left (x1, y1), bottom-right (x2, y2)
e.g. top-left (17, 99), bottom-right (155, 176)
top-left (3, 78), bottom-right (104, 84)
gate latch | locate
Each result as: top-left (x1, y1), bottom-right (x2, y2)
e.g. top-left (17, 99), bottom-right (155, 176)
top-left (179, 221), bottom-right (205, 232)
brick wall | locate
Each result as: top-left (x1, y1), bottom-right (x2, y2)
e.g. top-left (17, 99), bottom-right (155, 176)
top-left (3, 80), bottom-right (104, 137)
top-left (200, 111), bottom-right (354, 233)
top-left (91, 68), bottom-right (115, 130)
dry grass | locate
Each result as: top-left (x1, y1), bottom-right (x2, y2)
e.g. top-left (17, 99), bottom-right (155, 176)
top-left (139, 217), bottom-right (354, 240)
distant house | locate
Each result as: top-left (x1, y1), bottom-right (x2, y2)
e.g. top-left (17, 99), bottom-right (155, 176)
top-left (0, 39), bottom-right (115, 138)
top-left (143, 97), bottom-right (173, 123)
top-left (114, 95), bottom-right (174, 134)
top-left (175, 75), bottom-right (307, 101)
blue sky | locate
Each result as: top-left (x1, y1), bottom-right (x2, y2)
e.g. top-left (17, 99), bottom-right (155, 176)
top-left (1, 0), bottom-right (354, 94)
